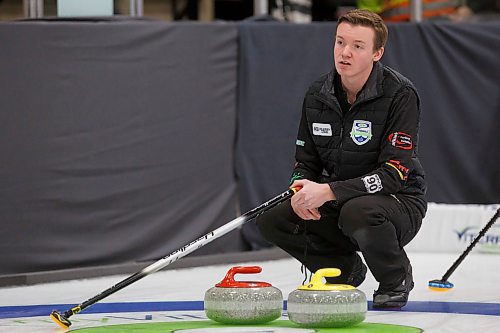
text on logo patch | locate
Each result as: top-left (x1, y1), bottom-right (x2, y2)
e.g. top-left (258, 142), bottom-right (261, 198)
top-left (350, 120), bottom-right (372, 145)
top-left (388, 132), bottom-right (413, 150)
top-left (312, 123), bottom-right (332, 136)
top-left (385, 159), bottom-right (410, 180)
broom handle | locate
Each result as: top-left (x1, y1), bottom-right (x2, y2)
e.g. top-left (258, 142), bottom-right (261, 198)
top-left (63, 187), bottom-right (299, 318)
top-left (442, 207), bottom-right (500, 281)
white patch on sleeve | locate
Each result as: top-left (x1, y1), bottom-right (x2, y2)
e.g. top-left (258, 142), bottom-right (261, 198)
top-left (296, 139), bottom-right (305, 146)
top-left (362, 174), bottom-right (383, 193)
top-left (312, 123), bottom-right (332, 136)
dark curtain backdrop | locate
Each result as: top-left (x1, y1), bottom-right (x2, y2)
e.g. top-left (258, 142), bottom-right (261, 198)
top-left (382, 22), bottom-right (500, 204)
top-left (0, 20), bottom-right (240, 274)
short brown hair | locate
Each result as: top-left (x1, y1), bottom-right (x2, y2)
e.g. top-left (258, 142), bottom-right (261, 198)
top-left (337, 9), bottom-right (388, 51)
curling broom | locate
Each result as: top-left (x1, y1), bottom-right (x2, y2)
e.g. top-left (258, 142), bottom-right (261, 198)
top-left (50, 187), bottom-right (300, 328)
top-left (428, 207), bottom-right (500, 291)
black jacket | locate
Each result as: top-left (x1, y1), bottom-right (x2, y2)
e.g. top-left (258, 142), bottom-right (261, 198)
top-left (292, 62), bottom-right (426, 212)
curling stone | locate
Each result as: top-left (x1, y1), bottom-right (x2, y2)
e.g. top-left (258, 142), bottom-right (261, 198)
top-left (204, 266), bottom-right (283, 324)
top-left (287, 268), bottom-right (367, 328)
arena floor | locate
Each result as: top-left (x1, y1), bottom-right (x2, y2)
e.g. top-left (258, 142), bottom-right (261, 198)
top-left (1, 252), bottom-right (499, 332)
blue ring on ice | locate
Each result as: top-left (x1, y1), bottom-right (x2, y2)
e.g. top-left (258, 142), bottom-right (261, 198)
top-left (1, 301), bottom-right (500, 319)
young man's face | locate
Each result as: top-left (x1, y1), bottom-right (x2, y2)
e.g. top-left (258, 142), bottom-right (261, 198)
top-left (334, 22), bottom-right (384, 81)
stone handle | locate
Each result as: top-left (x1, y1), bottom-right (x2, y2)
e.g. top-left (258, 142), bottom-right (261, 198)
top-left (225, 266), bottom-right (262, 282)
top-left (311, 268), bottom-right (341, 287)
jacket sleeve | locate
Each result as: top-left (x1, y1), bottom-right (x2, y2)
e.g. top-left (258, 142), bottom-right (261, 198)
top-left (329, 86), bottom-right (420, 204)
top-left (290, 99), bottom-right (323, 184)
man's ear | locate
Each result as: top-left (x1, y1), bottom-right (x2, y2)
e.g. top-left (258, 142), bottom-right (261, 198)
top-left (373, 47), bottom-right (384, 62)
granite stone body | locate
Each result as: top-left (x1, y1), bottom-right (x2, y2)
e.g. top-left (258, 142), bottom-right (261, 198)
top-left (204, 285), bottom-right (283, 324)
top-left (287, 288), bottom-right (367, 327)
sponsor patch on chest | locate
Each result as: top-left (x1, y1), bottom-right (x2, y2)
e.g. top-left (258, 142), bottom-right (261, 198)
top-left (350, 120), bottom-right (372, 145)
top-left (312, 123), bottom-right (332, 136)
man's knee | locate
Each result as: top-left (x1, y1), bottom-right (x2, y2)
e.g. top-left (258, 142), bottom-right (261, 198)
top-left (338, 197), bottom-right (380, 237)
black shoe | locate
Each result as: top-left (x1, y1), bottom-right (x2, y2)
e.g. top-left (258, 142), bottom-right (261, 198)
top-left (346, 256), bottom-right (367, 287)
top-left (325, 254), bottom-right (367, 287)
top-left (373, 264), bottom-right (414, 308)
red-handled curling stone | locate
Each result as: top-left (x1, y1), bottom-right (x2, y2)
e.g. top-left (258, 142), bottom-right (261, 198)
top-left (287, 268), bottom-right (367, 328)
top-left (204, 266), bottom-right (283, 324)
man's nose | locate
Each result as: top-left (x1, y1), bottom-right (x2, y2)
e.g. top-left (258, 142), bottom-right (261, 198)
top-left (342, 45), bottom-right (351, 57)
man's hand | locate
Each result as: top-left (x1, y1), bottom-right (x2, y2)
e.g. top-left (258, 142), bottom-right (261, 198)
top-left (290, 179), bottom-right (336, 220)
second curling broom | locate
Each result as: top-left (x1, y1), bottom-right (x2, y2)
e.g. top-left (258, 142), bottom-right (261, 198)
top-left (428, 207), bottom-right (500, 291)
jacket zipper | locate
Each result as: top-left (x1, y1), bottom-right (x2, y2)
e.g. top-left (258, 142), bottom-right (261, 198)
top-left (311, 83), bottom-right (382, 179)
top-left (313, 94), bottom-right (344, 180)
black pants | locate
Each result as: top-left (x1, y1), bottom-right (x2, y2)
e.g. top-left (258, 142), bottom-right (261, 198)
top-left (256, 194), bottom-right (424, 289)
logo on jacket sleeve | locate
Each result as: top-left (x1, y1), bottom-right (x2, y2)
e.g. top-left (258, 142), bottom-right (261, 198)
top-left (350, 120), bottom-right (372, 145)
top-left (388, 132), bottom-right (413, 150)
top-left (312, 123), bottom-right (332, 136)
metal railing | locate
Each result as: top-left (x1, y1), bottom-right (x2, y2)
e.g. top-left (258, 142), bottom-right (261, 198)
top-left (129, 0), bottom-right (144, 17)
top-left (410, 0), bottom-right (423, 21)
top-left (23, 0), bottom-right (43, 19)
top-left (23, 0), bottom-right (144, 19)
top-left (254, 0), bottom-right (268, 16)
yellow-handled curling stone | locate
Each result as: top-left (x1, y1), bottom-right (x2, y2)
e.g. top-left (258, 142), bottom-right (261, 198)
top-left (287, 268), bottom-right (367, 328)
top-left (204, 266), bottom-right (283, 324)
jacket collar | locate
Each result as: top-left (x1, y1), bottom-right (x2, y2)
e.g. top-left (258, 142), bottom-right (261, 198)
top-left (319, 61), bottom-right (384, 106)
